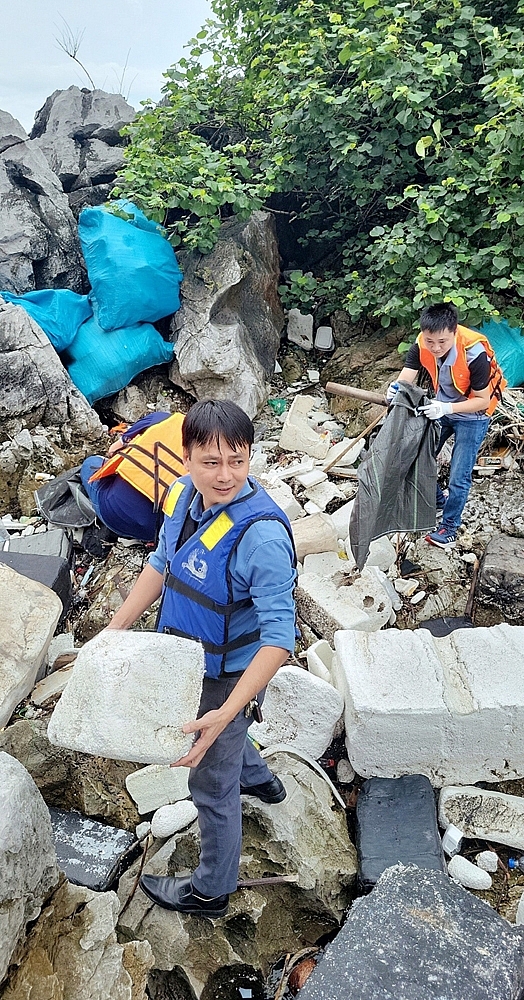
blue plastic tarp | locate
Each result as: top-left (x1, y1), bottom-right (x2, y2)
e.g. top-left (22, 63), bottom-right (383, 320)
top-left (0, 289), bottom-right (92, 352)
top-left (481, 318), bottom-right (524, 388)
top-left (78, 200), bottom-right (183, 331)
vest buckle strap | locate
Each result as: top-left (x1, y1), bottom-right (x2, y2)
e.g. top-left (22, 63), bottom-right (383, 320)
top-left (164, 572), bottom-right (253, 615)
top-left (163, 625), bottom-right (260, 656)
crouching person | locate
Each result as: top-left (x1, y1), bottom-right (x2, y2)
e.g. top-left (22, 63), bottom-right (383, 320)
top-left (106, 399), bottom-right (297, 917)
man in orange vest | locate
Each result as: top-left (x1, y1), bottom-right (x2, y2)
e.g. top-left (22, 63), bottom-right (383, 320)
top-left (80, 411), bottom-right (185, 543)
top-left (388, 303), bottom-right (505, 548)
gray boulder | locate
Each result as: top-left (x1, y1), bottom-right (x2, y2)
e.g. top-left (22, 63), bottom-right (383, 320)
top-left (298, 864), bottom-right (524, 1000)
top-left (0, 110), bottom-right (83, 293)
top-left (31, 87), bottom-right (135, 215)
top-left (478, 532), bottom-right (524, 624)
top-left (170, 211), bottom-right (284, 417)
top-left (0, 752), bottom-right (59, 985)
top-left (117, 752), bottom-right (356, 996)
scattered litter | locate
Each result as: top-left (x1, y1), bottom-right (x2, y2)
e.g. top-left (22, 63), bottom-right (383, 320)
top-left (448, 854), bottom-right (492, 890)
top-left (49, 807), bottom-right (138, 891)
top-left (441, 824), bottom-right (464, 857)
top-left (314, 325), bottom-right (334, 351)
top-left (261, 744), bottom-right (347, 810)
top-left (476, 851), bottom-right (499, 872)
top-left (268, 398), bottom-right (287, 416)
top-left (307, 369), bottom-right (320, 383)
top-left (410, 590), bottom-right (426, 605)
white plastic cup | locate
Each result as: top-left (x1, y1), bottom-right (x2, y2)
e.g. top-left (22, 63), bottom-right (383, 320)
top-left (441, 823), bottom-right (464, 857)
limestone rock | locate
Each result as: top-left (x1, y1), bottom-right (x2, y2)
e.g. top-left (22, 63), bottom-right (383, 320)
top-left (0, 298), bottom-right (103, 441)
top-left (439, 786), bottom-right (524, 852)
top-left (279, 394), bottom-right (330, 459)
top-left (170, 212), bottom-right (283, 417)
top-left (48, 631), bottom-right (205, 764)
top-left (126, 764), bottom-right (190, 815)
top-left (0, 717), bottom-right (140, 829)
top-left (478, 533), bottom-right (524, 624)
top-left (249, 664), bottom-right (344, 757)
top-left (291, 513), bottom-right (338, 562)
top-left (2, 881), bottom-right (153, 999)
top-left (0, 752), bottom-right (59, 984)
top-left (0, 110), bottom-right (83, 293)
top-left (448, 854), bottom-right (492, 890)
top-left (31, 87), bottom-right (135, 215)
top-left (334, 624), bottom-right (524, 786)
top-left (151, 801), bottom-right (198, 839)
top-left (117, 753), bottom-right (356, 994)
top-left (298, 864), bottom-right (524, 1000)
top-left (0, 562), bottom-right (62, 728)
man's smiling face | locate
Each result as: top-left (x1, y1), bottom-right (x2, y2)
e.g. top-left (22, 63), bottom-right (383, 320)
top-left (183, 436), bottom-right (250, 510)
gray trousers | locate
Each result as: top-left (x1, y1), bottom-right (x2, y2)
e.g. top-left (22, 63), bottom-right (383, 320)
top-left (189, 674), bottom-right (273, 897)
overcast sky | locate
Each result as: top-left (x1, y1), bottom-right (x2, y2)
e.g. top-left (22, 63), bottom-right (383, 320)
top-left (1, 0), bottom-right (212, 132)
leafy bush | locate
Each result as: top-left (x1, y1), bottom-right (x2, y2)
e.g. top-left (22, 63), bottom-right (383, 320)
top-left (114, 0), bottom-right (524, 327)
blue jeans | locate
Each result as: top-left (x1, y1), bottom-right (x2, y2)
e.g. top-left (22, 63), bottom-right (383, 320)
top-left (436, 415), bottom-right (489, 530)
top-left (80, 455), bottom-right (105, 522)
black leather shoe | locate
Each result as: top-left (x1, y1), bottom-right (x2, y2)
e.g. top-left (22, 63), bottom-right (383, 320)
top-left (139, 875), bottom-right (229, 918)
top-left (240, 774), bottom-right (286, 803)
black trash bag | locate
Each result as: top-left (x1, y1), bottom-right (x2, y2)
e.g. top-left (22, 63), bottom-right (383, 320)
top-left (34, 466), bottom-right (96, 529)
top-left (349, 381), bottom-right (439, 570)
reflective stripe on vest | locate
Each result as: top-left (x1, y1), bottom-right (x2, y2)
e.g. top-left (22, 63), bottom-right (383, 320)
top-left (156, 474), bottom-right (297, 679)
top-left (89, 412), bottom-right (185, 508)
top-left (416, 325), bottom-right (506, 417)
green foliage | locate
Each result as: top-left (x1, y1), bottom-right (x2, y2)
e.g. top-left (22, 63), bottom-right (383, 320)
top-left (114, 0), bottom-right (524, 326)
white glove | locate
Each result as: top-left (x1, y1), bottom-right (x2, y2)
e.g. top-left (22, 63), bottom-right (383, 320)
top-left (386, 381), bottom-right (400, 402)
top-left (420, 400), bottom-right (453, 420)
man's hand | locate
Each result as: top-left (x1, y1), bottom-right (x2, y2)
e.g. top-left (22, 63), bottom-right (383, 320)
top-left (386, 381), bottom-right (400, 402)
top-left (171, 709), bottom-right (228, 769)
top-left (420, 400), bottom-right (453, 420)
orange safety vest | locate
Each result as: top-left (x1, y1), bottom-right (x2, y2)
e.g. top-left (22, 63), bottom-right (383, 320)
top-left (89, 412), bottom-right (186, 510)
top-left (417, 325), bottom-right (506, 417)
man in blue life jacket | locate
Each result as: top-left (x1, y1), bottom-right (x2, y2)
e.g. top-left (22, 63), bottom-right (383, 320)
top-left (105, 399), bottom-right (297, 918)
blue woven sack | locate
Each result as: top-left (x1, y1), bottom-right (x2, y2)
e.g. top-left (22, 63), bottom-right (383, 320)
top-left (0, 289), bottom-right (92, 352)
top-left (480, 318), bottom-right (524, 388)
top-left (62, 315), bottom-right (174, 404)
top-left (78, 200), bottom-right (182, 331)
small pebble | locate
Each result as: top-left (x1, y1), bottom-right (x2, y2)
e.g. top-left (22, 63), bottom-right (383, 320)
top-left (336, 759), bottom-right (355, 784)
top-left (151, 800), bottom-right (198, 839)
top-left (410, 590), bottom-right (426, 605)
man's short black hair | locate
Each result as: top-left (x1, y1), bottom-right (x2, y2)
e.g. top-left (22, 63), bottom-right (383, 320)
top-left (419, 303), bottom-right (458, 334)
top-left (182, 399), bottom-right (254, 455)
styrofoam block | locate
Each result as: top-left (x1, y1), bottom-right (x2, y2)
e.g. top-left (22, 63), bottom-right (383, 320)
top-left (304, 481), bottom-right (344, 511)
top-left (287, 309), bottom-right (314, 350)
top-left (279, 395), bottom-right (331, 459)
top-left (48, 631), bottom-right (205, 765)
top-left (295, 469), bottom-right (328, 488)
top-left (126, 763), bottom-right (190, 814)
top-left (249, 664), bottom-right (344, 758)
top-left (304, 501), bottom-right (322, 515)
top-left (334, 624), bottom-right (524, 786)
top-left (322, 439), bottom-right (365, 470)
top-left (259, 474), bottom-right (305, 521)
top-left (151, 801), bottom-right (198, 839)
top-left (303, 551), bottom-right (345, 577)
top-left (292, 513), bottom-right (338, 561)
top-left (274, 458), bottom-right (316, 481)
top-left (306, 639), bottom-right (334, 684)
top-left (448, 855), bottom-right (492, 890)
top-left (329, 502), bottom-right (355, 540)
top-left (296, 569), bottom-right (390, 642)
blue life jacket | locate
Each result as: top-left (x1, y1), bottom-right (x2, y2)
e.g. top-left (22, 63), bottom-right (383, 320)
top-left (156, 475), bottom-right (296, 678)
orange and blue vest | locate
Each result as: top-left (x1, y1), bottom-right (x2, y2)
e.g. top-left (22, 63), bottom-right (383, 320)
top-left (417, 325), bottom-right (506, 417)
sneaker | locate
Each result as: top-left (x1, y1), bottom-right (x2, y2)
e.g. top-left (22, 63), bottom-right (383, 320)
top-left (425, 525), bottom-right (456, 549)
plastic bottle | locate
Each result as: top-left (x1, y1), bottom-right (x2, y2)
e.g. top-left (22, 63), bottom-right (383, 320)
top-left (508, 856), bottom-right (524, 872)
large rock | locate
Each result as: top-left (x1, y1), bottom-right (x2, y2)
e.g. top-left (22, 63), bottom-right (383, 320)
top-left (170, 211), bottom-right (284, 417)
top-left (47, 631), bottom-right (205, 764)
top-left (439, 785), bottom-right (524, 852)
top-left (31, 87), bottom-right (135, 215)
top-left (248, 664), bottom-right (344, 757)
top-left (117, 752), bottom-right (356, 996)
top-left (333, 623), bottom-right (524, 786)
top-left (0, 563), bottom-right (62, 729)
top-left (298, 864), bottom-right (524, 1000)
top-left (0, 718), bottom-right (141, 829)
top-left (478, 533), bottom-right (524, 624)
top-left (1, 881), bottom-right (153, 999)
top-left (0, 110), bottom-right (83, 293)
top-left (0, 298), bottom-right (102, 437)
top-left (0, 752), bottom-right (59, 985)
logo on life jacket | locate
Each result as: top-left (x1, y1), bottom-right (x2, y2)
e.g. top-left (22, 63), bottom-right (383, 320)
top-left (182, 547), bottom-right (208, 581)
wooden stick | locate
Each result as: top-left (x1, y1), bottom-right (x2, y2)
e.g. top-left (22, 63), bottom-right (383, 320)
top-left (325, 381), bottom-right (388, 406)
top-left (323, 411), bottom-right (385, 473)
top-left (237, 874), bottom-right (299, 889)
